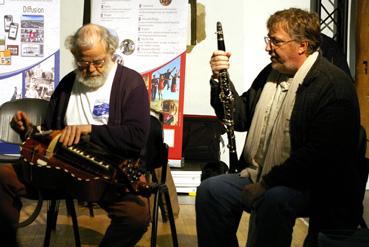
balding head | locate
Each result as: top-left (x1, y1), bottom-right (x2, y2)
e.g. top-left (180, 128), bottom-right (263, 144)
top-left (65, 23), bottom-right (118, 59)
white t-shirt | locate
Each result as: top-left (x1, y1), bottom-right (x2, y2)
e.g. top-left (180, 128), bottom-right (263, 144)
top-left (65, 63), bottom-right (117, 125)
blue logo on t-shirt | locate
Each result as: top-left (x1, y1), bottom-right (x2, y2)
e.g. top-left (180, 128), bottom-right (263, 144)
top-left (93, 102), bottom-right (109, 119)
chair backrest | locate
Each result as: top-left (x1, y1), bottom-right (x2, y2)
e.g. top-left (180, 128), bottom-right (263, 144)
top-left (0, 98), bottom-right (49, 144)
top-left (142, 115), bottom-right (168, 171)
top-left (320, 33), bottom-right (352, 77)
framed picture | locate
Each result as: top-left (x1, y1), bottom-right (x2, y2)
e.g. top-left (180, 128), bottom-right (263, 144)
top-left (21, 43), bottom-right (43, 57)
top-left (20, 15), bottom-right (44, 57)
top-left (0, 50), bottom-right (11, 65)
top-left (7, 45), bottom-right (18, 55)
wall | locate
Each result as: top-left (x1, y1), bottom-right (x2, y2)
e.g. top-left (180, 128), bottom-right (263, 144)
top-left (59, 2), bottom-right (367, 180)
top-left (59, 1), bottom-right (310, 110)
top-left (183, 0), bottom-right (310, 156)
top-left (60, 0), bottom-right (84, 77)
top-left (59, 0), bottom-right (360, 115)
top-left (58, 0), bottom-right (311, 158)
top-left (184, 0), bottom-right (311, 116)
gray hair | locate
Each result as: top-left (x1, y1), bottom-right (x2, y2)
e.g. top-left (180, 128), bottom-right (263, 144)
top-left (267, 8), bottom-right (320, 54)
top-left (65, 23), bottom-right (119, 58)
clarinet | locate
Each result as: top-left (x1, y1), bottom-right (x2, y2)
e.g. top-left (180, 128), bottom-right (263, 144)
top-left (216, 21), bottom-right (240, 173)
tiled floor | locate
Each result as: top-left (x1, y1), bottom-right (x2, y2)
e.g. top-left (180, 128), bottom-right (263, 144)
top-left (17, 194), bottom-right (310, 247)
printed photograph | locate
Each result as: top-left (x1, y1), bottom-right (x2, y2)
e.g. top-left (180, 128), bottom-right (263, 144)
top-left (21, 15), bottom-right (44, 56)
top-left (24, 56), bottom-right (55, 100)
top-left (150, 56), bottom-right (181, 126)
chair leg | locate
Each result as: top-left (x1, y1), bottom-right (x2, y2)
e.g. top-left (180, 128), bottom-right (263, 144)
top-left (151, 190), bottom-right (160, 247)
top-left (158, 193), bottom-right (169, 223)
top-left (88, 202), bottom-right (95, 217)
top-left (43, 199), bottom-right (81, 247)
top-left (43, 200), bottom-right (58, 247)
top-left (151, 184), bottom-right (178, 247)
top-left (66, 199), bottom-right (81, 247)
top-left (162, 185), bottom-right (178, 247)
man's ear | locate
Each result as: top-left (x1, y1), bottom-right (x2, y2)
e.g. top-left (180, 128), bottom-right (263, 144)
top-left (298, 40), bottom-right (309, 55)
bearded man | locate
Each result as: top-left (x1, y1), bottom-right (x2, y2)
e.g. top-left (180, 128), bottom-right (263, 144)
top-left (0, 23), bottom-right (150, 247)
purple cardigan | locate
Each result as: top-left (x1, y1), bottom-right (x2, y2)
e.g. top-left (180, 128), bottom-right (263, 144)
top-left (44, 65), bottom-right (150, 158)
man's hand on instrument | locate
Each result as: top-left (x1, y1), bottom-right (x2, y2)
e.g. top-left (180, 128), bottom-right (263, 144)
top-left (210, 50), bottom-right (231, 77)
top-left (10, 111), bottom-right (32, 135)
top-left (59, 124), bottom-right (92, 146)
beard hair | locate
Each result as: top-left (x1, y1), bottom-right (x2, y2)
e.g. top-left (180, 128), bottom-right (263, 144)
top-left (75, 60), bottom-right (113, 89)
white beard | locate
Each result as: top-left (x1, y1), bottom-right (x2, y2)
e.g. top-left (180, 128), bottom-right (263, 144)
top-left (75, 61), bottom-right (113, 89)
top-left (76, 72), bottom-right (106, 89)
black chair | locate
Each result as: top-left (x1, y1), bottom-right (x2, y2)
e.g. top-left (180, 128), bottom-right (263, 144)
top-left (0, 98), bottom-right (81, 247)
top-left (303, 126), bottom-right (369, 247)
top-left (73, 114), bottom-right (179, 246)
top-left (43, 198), bottom-right (80, 247)
top-left (63, 114), bottom-right (179, 246)
top-left (59, 114), bottom-right (179, 246)
top-left (143, 115), bottom-right (178, 247)
top-left (318, 228), bottom-right (369, 247)
top-left (43, 114), bottom-right (178, 247)
top-left (315, 126), bottom-right (369, 247)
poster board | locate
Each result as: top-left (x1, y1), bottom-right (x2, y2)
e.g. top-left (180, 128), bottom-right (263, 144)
top-left (91, 0), bottom-right (188, 167)
top-left (0, 0), bottom-right (60, 154)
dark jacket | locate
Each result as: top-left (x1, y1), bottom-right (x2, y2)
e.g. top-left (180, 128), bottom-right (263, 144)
top-left (44, 64), bottom-right (150, 158)
top-left (211, 54), bottom-right (362, 231)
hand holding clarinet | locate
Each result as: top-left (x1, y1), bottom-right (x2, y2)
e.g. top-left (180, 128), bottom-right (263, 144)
top-left (209, 22), bottom-right (240, 173)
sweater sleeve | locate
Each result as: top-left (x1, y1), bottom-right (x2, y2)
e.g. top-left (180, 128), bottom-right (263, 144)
top-left (90, 68), bottom-right (150, 158)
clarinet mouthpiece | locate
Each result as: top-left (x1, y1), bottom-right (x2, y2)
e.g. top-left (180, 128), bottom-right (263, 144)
top-left (217, 21), bottom-right (226, 51)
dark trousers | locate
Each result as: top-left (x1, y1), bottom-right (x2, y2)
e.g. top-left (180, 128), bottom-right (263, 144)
top-left (0, 162), bottom-right (150, 247)
top-left (195, 173), bottom-right (311, 247)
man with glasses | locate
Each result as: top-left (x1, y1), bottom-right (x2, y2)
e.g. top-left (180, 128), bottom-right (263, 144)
top-left (196, 8), bottom-right (362, 247)
top-left (0, 23), bottom-right (150, 246)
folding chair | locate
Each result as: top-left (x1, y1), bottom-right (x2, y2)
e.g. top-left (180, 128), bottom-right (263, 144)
top-left (143, 115), bottom-right (178, 247)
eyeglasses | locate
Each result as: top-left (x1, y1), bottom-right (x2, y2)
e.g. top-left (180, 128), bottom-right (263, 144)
top-left (76, 59), bottom-right (105, 69)
top-left (264, 36), bottom-right (295, 48)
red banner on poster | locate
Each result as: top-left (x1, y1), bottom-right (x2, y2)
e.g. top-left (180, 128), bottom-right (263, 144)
top-left (142, 53), bottom-right (186, 166)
